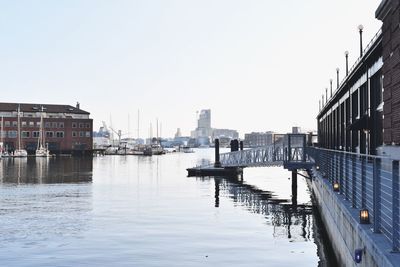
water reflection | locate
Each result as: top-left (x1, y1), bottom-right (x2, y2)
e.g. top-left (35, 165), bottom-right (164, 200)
top-left (196, 174), bottom-right (338, 265)
top-left (0, 157), bottom-right (93, 251)
top-left (0, 157), bottom-right (93, 184)
top-left (205, 175), bottom-right (313, 241)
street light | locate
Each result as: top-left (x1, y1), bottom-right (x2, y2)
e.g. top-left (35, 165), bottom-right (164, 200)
top-left (345, 51), bottom-right (349, 76)
top-left (336, 68), bottom-right (340, 89)
top-left (358, 24), bottom-right (364, 57)
top-left (325, 88), bottom-right (328, 103)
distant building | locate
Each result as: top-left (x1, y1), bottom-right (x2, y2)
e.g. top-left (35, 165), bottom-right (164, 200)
top-left (175, 128), bottom-right (182, 138)
top-left (191, 109), bottom-right (212, 138)
top-left (244, 131), bottom-right (275, 147)
top-left (292, 127), bottom-right (301, 134)
top-left (190, 109), bottom-right (239, 146)
top-left (0, 102), bottom-right (92, 155)
top-left (212, 128), bottom-right (239, 140)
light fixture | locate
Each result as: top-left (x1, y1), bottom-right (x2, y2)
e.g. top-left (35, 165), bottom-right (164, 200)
top-left (333, 181), bottom-right (340, 192)
top-left (359, 209), bottom-right (370, 224)
top-left (355, 248), bottom-right (363, 263)
top-left (316, 165), bottom-right (320, 170)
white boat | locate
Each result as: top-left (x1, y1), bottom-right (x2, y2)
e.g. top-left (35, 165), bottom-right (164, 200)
top-left (13, 149), bottom-right (28, 157)
top-left (35, 107), bottom-right (51, 157)
top-left (182, 146), bottom-right (194, 153)
top-left (13, 105), bottom-right (28, 158)
top-left (0, 116), bottom-right (9, 158)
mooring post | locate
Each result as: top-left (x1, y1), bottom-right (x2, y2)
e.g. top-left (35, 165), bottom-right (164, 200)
top-left (214, 139), bottom-right (221, 168)
top-left (240, 141), bottom-right (244, 151)
top-left (292, 170), bottom-right (298, 206)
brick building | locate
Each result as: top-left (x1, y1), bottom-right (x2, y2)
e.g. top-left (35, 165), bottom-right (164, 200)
top-left (244, 132), bottom-right (275, 147)
top-left (0, 102), bottom-right (92, 155)
top-left (376, 0), bottom-right (400, 145)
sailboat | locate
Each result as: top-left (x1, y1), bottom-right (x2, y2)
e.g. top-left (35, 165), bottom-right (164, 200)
top-left (13, 105), bottom-right (28, 157)
top-left (35, 106), bottom-right (51, 157)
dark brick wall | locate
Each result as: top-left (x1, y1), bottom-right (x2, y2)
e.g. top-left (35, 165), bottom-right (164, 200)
top-left (379, 0), bottom-right (400, 144)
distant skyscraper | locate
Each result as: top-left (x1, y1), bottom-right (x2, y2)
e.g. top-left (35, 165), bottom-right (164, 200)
top-left (197, 109), bottom-right (211, 129)
top-left (191, 109), bottom-right (212, 139)
top-left (175, 128), bottom-right (182, 138)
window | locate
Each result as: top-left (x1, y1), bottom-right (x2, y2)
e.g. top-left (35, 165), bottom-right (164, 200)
top-left (0, 131), bottom-right (6, 138)
top-left (72, 131), bottom-right (77, 137)
top-left (59, 122), bottom-right (64, 128)
top-left (79, 123), bottom-right (84, 128)
top-left (56, 131), bottom-right (64, 138)
top-left (8, 131), bottom-right (17, 138)
top-left (85, 131), bottom-right (91, 137)
top-left (21, 131), bottom-right (30, 138)
top-left (46, 131), bottom-right (54, 138)
top-left (72, 122), bottom-right (77, 128)
top-left (12, 121), bottom-right (17, 127)
top-left (22, 121), bottom-right (27, 127)
top-left (5, 121), bottom-right (10, 127)
top-left (36, 122), bottom-right (41, 127)
top-left (45, 122), bottom-right (51, 128)
top-left (79, 131), bottom-right (84, 137)
top-left (85, 123), bottom-right (90, 128)
top-left (29, 121), bottom-right (34, 127)
top-left (32, 131), bottom-right (40, 138)
top-left (52, 122), bottom-right (58, 128)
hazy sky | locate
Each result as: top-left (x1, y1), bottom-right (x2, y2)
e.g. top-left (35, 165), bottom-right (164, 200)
top-left (0, 0), bottom-right (382, 138)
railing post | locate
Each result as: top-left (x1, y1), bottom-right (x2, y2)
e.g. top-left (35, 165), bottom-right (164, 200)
top-left (392, 160), bottom-right (399, 252)
top-left (339, 152), bottom-right (344, 194)
top-left (344, 153), bottom-right (349, 200)
top-left (302, 135), bottom-right (306, 162)
top-left (361, 157), bottom-right (366, 208)
top-left (288, 135), bottom-right (291, 162)
top-left (352, 154), bottom-right (356, 208)
top-left (373, 158), bottom-right (381, 233)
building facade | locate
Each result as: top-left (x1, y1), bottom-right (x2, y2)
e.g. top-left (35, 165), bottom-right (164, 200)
top-left (191, 109), bottom-right (212, 138)
top-left (244, 132), bottom-right (275, 147)
top-left (317, 0), bottom-right (400, 157)
top-left (0, 102), bottom-right (93, 155)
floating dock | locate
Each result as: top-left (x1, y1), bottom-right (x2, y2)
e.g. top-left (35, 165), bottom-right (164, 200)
top-left (187, 166), bottom-right (243, 177)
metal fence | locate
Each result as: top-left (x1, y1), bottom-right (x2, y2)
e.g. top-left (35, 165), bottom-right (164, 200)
top-left (306, 147), bottom-right (400, 252)
top-left (219, 143), bottom-right (284, 167)
top-left (219, 134), bottom-right (308, 168)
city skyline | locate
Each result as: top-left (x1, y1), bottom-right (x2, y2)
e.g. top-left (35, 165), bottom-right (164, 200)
top-left (1, 1), bottom-right (382, 137)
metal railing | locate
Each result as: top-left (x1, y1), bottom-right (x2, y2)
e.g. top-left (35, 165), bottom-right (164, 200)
top-left (218, 134), bottom-right (309, 168)
top-left (307, 147), bottom-right (400, 252)
top-left (219, 143), bottom-right (284, 167)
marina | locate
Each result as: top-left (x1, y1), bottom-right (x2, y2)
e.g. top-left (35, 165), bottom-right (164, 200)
top-left (0, 149), bottom-right (336, 266)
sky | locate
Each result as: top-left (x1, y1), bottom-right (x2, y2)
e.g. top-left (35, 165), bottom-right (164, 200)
top-left (0, 0), bottom-right (383, 138)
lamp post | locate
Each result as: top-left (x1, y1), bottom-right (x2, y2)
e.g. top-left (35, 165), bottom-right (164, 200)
top-left (325, 88), bottom-right (328, 103)
top-left (336, 68), bottom-right (340, 89)
top-left (358, 24), bottom-right (364, 58)
top-left (345, 51), bottom-right (349, 76)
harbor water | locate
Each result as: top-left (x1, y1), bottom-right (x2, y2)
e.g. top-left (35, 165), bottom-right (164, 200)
top-left (0, 149), bottom-right (337, 266)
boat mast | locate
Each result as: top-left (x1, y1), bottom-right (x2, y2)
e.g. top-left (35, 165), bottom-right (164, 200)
top-left (1, 116), bottom-right (3, 152)
top-left (38, 106), bottom-right (45, 150)
top-left (17, 105), bottom-right (21, 150)
top-left (137, 109), bottom-right (140, 140)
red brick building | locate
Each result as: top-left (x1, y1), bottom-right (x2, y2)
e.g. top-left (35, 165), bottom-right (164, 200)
top-left (0, 102), bottom-right (93, 155)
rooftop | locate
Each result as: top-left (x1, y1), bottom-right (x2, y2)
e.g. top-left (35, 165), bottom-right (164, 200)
top-left (0, 102), bottom-right (90, 115)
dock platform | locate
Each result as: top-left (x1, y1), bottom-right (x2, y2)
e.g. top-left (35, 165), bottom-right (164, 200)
top-left (187, 167), bottom-right (243, 177)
